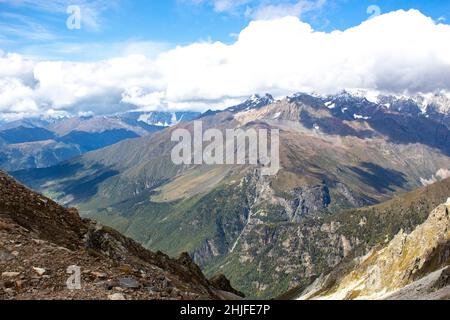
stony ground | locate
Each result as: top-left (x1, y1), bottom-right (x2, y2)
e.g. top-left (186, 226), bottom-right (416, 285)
top-left (0, 218), bottom-right (202, 300)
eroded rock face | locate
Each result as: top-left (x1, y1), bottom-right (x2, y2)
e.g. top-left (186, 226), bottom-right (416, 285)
top-left (433, 267), bottom-right (450, 291)
top-left (297, 203), bottom-right (450, 300)
top-left (192, 239), bottom-right (222, 267)
top-left (288, 184), bottom-right (331, 221)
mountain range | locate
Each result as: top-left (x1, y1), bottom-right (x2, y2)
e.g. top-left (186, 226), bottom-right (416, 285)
top-left (9, 90), bottom-right (450, 298)
top-left (0, 111), bottom-right (200, 171)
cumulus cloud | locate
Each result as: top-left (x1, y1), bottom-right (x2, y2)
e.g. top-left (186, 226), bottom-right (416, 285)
top-left (0, 52), bottom-right (35, 80)
top-left (1, 9), bottom-right (450, 118)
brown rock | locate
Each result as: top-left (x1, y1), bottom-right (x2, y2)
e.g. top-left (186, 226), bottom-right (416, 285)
top-left (209, 274), bottom-right (246, 298)
top-left (108, 293), bottom-right (126, 300)
top-left (2, 272), bottom-right (21, 278)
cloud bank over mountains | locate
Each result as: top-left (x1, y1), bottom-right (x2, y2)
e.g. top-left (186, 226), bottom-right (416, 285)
top-left (1, 9), bottom-right (450, 119)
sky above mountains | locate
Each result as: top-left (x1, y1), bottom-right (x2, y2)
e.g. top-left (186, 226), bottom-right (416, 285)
top-left (0, 1), bottom-right (450, 119)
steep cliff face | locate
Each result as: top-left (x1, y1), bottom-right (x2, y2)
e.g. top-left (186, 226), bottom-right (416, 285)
top-left (297, 199), bottom-right (450, 300)
top-left (0, 171), bottom-right (240, 300)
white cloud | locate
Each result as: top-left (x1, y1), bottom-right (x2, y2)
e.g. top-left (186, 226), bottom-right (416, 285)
top-left (1, 9), bottom-right (450, 118)
top-left (0, 78), bottom-right (37, 112)
top-left (0, 52), bottom-right (34, 80)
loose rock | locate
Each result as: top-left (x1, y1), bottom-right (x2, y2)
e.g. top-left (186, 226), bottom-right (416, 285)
top-left (0, 249), bottom-right (15, 261)
top-left (2, 272), bottom-right (21, 278)
top-left (118, 277), bottom-right (140, 289)
top-left (108, 293), bottom-right (126, 300)
top-left (32, 267), bottom-right (46, 276)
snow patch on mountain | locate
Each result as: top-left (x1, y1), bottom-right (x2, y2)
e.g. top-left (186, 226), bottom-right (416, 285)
top-left (345, 88), bottom-right (381, 103)
top-left (227, 94), bottom-right (274, 113)
top-left (137, 112), bottom-right (180, 127)
top-left (420, 168), bottom-right (450, 186)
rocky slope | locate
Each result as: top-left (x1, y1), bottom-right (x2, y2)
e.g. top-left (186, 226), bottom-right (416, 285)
top-left (12, 92), bottom-right (450, 298)
top-left (208, 177), bottom-right (450, 298)
top-left (295, 199), bottom-right (450, 300)
top-left (0, 171), bottom-right (241, 300)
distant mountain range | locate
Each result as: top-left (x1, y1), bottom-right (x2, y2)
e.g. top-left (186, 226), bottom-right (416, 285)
top-left (11, 90), bottom-right (450, 298)
top-left (0, 111), bottom-right (200, 171)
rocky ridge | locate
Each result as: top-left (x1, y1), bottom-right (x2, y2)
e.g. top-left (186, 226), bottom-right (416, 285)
top-left (0, 171), bottom-right (241, 300)
top-left (296, 199), bottom-right (450, 300)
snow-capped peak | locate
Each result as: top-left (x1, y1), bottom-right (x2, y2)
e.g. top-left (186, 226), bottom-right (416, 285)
top-left (227, 93), bottom-right (275, 112)
top-left (137, 112), bottom-right (181, 127)
top-left (345, 88), bottom-right (381, 103)
top-left (249, 93), bottom-right (274, 105)
top-left (413, 92), bottom-right (450, 115)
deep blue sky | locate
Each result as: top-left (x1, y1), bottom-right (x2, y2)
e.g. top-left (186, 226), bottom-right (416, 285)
top-left (0, 0), bottom-right (449, 60)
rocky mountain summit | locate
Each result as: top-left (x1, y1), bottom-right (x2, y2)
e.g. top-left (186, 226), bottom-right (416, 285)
top-left (0, 171), bottom-right (242, 300)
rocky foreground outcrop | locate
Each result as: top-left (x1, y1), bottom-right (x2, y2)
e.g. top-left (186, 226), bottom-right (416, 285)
top-left (0, 171), bottom-right (242, 300)
top-left (297, 199), bottom-right (450, 300)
